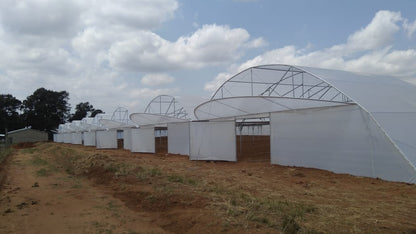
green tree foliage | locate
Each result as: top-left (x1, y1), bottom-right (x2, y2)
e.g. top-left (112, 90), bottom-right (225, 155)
top-left (69, 102), bottom-right (104, 121)
top-left (0, 94), bottom-right (23, 133)
top-left (23, 88), bottom-right (70, 131)
top-left (90, 109), bottom-right (104, 117)
top-left (70, 102), bottom-right (94, 121)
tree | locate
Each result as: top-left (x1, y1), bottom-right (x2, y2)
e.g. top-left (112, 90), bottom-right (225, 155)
top-left (90, 109), bottom-right (104, 117)
top-left (69, 102), bottom-right (104, 121)
top-left (23, 88), bottom-right (70, 132)
top-left (70, 102), bottom-right (94, 121)
top-left (0, 94), bottom-right (23, 133)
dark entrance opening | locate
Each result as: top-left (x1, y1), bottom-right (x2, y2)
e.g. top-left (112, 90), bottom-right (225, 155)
top-left (155, 127), bottom-right (168, 153)
top-left (236, 119), bottom-right (270, 162)
top-left (117, 130), bottom-right (124, 149)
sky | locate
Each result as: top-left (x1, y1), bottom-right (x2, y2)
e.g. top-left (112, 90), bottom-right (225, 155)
top-left (0, 0), bottom-right (415, 118)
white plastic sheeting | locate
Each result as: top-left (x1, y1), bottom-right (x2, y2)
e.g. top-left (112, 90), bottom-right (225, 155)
top-left (99, 119), bottom-right (135, 130)
top-left (190, 121), bottom-right (236, 161)
top-left (297, 66), bottom-right (416, 170)
top-left (371, 112), bottom-right (416, 167)
top-left (54, 134), bottom-right (64, 143)
top-left (96, 130), bottom-right (117, 149)
top-left (83, 131), bottom-right (96, 146)
top-left (196, 97), bottom-right (347, 120)
top-left (270, 105), bottom-right (416, 183)
top-left (71, 132), bottom-right (83, 145)
top-left (168, 122), bottom-right (190, 155)
top-left (63, 133), bottom-right (72, 143)
top-left (130, 113), bottom-right (188, 126)
top-left (131, 127), bottom-right (155, 153)
top-left (123, 128), bottom-right (133, 150)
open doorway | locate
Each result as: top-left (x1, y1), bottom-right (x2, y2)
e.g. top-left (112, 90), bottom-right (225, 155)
top-left (236, 118), bottom-right (270, 162)
top-left (155, 127), bottom-right (168, 153)
top-left (117, 130), bottom-right (124, 149)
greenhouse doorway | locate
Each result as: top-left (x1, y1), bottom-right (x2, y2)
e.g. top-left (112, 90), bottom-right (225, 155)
top-left (236, 118), bottom-right (270, 162)
top-left (155, 127), bottom-right (168, 154)
top-left (117, 130), bottom-right (124, 149)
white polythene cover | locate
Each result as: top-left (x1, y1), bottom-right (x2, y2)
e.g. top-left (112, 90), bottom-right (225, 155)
top-left (71, 132), bottom-right (82, 145)
top-left (64, 133), bottom-right (72, 143)
top-left (123, 128), bottom-right (132, 151)
top-left (99, 119), bottom-right (135, 130)
top-left (371, 112), bottom-right (416, 168)
top-left (190, 121), bottom-right (236, 161)
top-left (168, 122), bottom-right (190, 155)
top-left (270, 104), bottom-right (416, 183)
top-left (299, 66), bottom-right (416, 169)
top-left (83, 131), bottom-right (96, 146)
top-left (130, 113), bottom-right (187, 126)
top-left (96, 130), bottom-right (117, 149)
top-left (131, 127), bottom-right (155, 153)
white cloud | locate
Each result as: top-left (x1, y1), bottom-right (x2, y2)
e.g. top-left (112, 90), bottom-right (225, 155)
top-left (245, 37), bottom-right (268, 48)
top-left (141, 73), bottom-right (175, 86)
top-left (403, 19), bottom-right (416, 38)
top-left (205, 10), bottom-right (416, 92)
top-left (0, 0), bottom-right (182, 113)
top-left (81, 0), bottom-right (178, 30)
top-left (344, 10), bottom-right (402, 52)
top-left (108, 24), bottom-right (262, 72)
top-left (0, 0), bottom-right (81, 37)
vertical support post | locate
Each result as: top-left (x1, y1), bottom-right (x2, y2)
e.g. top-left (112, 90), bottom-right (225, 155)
top-left (251, 68), bottom-right (253, 96)
top-left (292, 70), bottom-right (295, 98)
top-left (302, 72), bottom-right (304, 98)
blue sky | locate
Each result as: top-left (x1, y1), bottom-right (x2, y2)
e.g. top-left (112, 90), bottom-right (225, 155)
top-left (0, 0), bottom-right (415, 117)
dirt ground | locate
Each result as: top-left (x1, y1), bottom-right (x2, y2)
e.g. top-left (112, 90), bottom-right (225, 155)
top-left (1, 142), bottom-right (415, 233)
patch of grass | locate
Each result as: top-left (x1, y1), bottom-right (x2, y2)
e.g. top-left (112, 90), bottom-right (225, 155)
top-left (21, 147), bottom-right (37, 154)
top-left (36, 168), bottom-right (51, 176)
top-left (167, 174), bottom-right (198, 185)
top-left (150, 167), bottom-right (162, 176)
top-left (135, 167), bottom-right (162, 181)
top-left (71, 181), bottom-right (82, 189)
top-left (106, 201), bottom-right (120, 211)
top-left (106, 201), bottom-right (121, 218)
top-left (105, 162), bottom-right (134, 177)
top-left (168, 175), bottom-right (185, 183)
top-left (217, 191), bottom-right (316, 231)
top-left (29, 155), bottom-right (48, 166)
top-left (281, 214), bottom-right (300, 233)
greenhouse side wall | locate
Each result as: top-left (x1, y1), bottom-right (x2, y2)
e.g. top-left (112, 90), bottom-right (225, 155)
top-left (167, 122), bottom-right (190, 156)
top-left (270, 104), bottom-right (416, 183)
top-left (96, 130), bottom-right (117, 149)
top-left (131, 127), bottom-right (155, 153)
top-left (190, 121), bottom-right (236, 161)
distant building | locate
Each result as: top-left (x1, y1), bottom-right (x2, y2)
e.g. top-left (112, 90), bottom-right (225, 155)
top-left (6, 127), bottom-right (48, 144)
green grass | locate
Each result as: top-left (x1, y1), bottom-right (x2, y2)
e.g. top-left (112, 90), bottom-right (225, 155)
top-left (36, 168), bottom-right (51, 176)
top-left (167, 174), bottom-right (198, 185)
top-left (21, 147), bottom-right (37, 154)
top-left (135, 167), bottom-right (162, 180)
top-left (210, 186), bottom-right (317, 232)
top-left (29, 155), bottom-right (48, 166)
